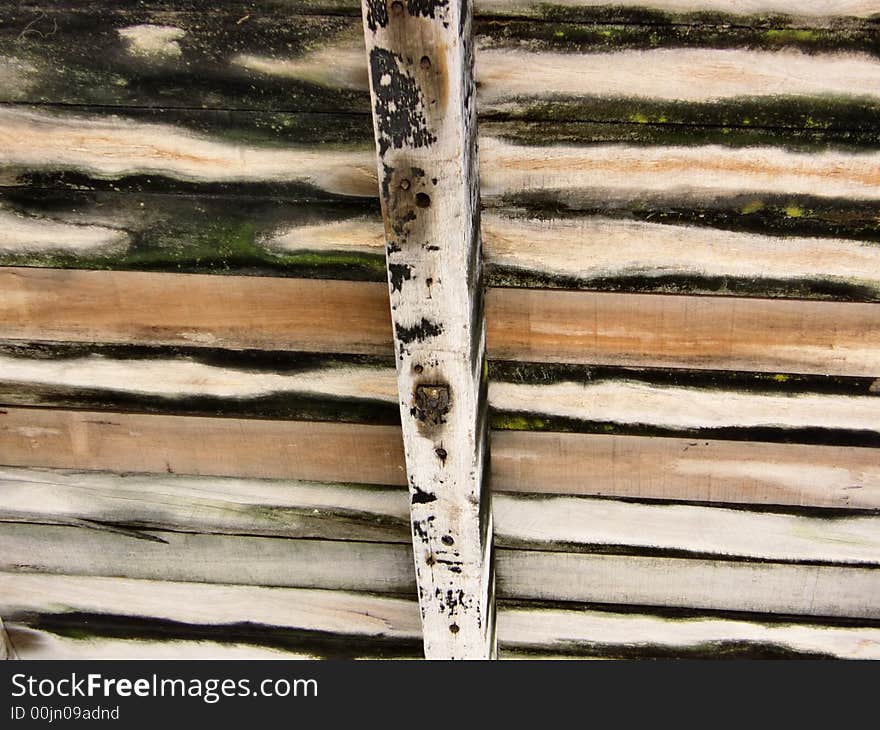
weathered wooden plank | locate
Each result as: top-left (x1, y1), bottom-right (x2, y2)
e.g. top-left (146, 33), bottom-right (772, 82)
top-left (2, 524), bottom-right (877, 617)
top-left (7, 199), bottom-right (880, 301)
top-left (361, 0), bottom-right (494, 659)
top-left (2, 407), bottom-right (879, 509)
top-left (488, 287), bottom-right (880, 376)
top-left (3, 466), bottom-right (879, 564)
top-left (0, 107), bottom-right (377, 198)
top-left (0, 268), bottom-right (392, 353)
top-left (497, 551), bottom-right (880, 619)
top-left (498, 603), bottom-right (880, 660)
top-left (3, 269), bottom-right (880, 375)
top-left (0, 343), bottom-right (399, 424)
top-left (0, 572), bottom-right (423, 659)
top-left (0, 467), bottom-right (410, 543)
top-left (492, 431), bottom-right (880, 509)
top-left (0, 190), bottom-right (386, 280)
top-left (5, 573), bottom-right (880, 660)
top-left (489, 362), bottom-right (880, 447)
top-left (3, 344), bottom-right (880, 445)
top-left (3, 107), bottom-right (879, 225)
top-left (0, 523), bottom-right (416, 592)
top-left (0, 407), bottom-right (407, 484)
top-left (4, 7), bottom-right (879, 123)
top-left (5, 628), bottom-right (333, 660)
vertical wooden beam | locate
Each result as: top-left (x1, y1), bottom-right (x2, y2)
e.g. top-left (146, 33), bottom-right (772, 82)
top-left (360, 0), bottom-right (495, 658)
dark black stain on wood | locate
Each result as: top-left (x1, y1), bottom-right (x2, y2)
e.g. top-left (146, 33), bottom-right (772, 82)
top-left (394, 318), bottom-right (443, 345)
top-left (411, 485), bottom-right (438, 504)
top-left (14, 612), bottom-right (423, 660)
top-left (406, 0), bottom-right (448, 21)
top-left (365, 0), bottom-right (389, 31)
top-left (368, 47), bottom-right (436, 156)
top-left (388, 262), bottom-right (413, 292)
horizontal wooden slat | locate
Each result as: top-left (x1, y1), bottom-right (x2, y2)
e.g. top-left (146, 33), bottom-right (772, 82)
top-left (3, 7), bottom-right (878, 121)
top-left (0, 572), bottom-right (423, 659)
top-left (498, 603), bottom-right (880, 660)
top-left (0, 268), bottom-right (392, 352)
top-left (488, 287), bottom-right (880, 376)
top-left (3, 466), bottom-right (879, 563)
top-left (2, 269), bottom-right (879, 375)
top-left (5, 344), bottom-right (880, 444)
top-left (491, 430), bottom-right (880, 509)
top-left (6, 198), bottom-right (880, 300)
top-left (2, 408), bottom-right (879, 508)
top-left (2, 523), bottom-right (877, 617)
top-left (0, 523), bottom-right (417, 592)
top-left (497, 551), bottom-right (880, 618)
top-left (2, 106), bottom-right (878, 197)
top-left (5, 573), bottom-right (880, 660)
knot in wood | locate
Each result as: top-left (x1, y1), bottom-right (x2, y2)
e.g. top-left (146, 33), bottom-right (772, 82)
top-left (414, 384), bottom-right (450, 425)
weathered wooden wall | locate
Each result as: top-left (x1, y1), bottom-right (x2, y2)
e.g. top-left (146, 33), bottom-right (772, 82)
top-left (1, 0), bottom-right (879, 659)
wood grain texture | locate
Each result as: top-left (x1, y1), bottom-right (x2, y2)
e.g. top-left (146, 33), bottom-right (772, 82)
top-left (3, 268), bottom-right (880, 375)
top-left (0, 572), bottom-right (423, 659)
top-left (2, 407), bottom-right (879, 509)
top-left (488, 287), bottom-right (880, 376)
top-left (496, 551), bottom-right (880, 618)
top-left (498, 603), bottom-right (880, 660)
top-left (491, 430), bottom-right (880, 509)
top-left (361, 0), bottom-right (494, 658)
top-left (3, 466), bottom-right (879, 564)
top-left (0, 523), bottom-right (416, 592)
top-left (2, 523), bottom-right (877, 618)
top-left (3, 344), bottom-right (880, 445)
top-left (0, 268), bottom-right (392, 353)
top-left (5, 573), bottom-right (880, 660)
top-left (9, 202), bottom-right (879, 301)
top-left (0, 407), bottom-right (407, 485)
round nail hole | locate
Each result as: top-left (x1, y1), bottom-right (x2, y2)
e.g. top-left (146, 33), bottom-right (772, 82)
top-left (420, 56), bottom-right (431, 70)
top-left (449, 623), bottom-right (459, 634)
top-left (435, 446), bottom-right (447, 460)
top-left (415, 192), bottom-right (431, 208)
top-left (441, 534), bottom-right (454, 546)
top-left (413, 364), bottom-right (424, 374)
top-left (390, 0), bottom-right (404, 15)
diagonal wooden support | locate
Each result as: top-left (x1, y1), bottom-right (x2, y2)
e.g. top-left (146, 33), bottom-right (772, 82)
top-left (360, 0), bottom-right (495, 658)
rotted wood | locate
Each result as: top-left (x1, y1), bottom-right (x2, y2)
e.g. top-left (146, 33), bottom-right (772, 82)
top-left (360, 0), bottom-right (494, 658)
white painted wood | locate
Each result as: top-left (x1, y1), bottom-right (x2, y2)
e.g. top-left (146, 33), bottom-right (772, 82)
top-left (497, 551), bottom-right (880, 618)
top-left (0, 467), bottom-right (409, 541)
top-left (3, 573), bottom-right (879, 660)
top-left (264, 213), bottom-right (880, 296)
top-left (360, 0), bottom-right (495, 657)
top-left (490, 380), bottom-right (880, 434)
top-left (493, 494), bottom-right (880, 564)
top-left (480, 138), bottom-right (880, 203)
top-left (0, 355), bottom-right (398, 402)
top-left (0, 523), bottom-right (415, 592)
top-left (0, 572), bottom-right (421, 638)
top-left (498, 607), bottom-right (880, 659)
top-left (0, 107), bottom-right (377, 197)
top-left (3, 466), bottom-right (880, 564)
top-left (475, 0), bottom-right (880, 18)
top-left (477, 48), bottom-right (880, 105)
